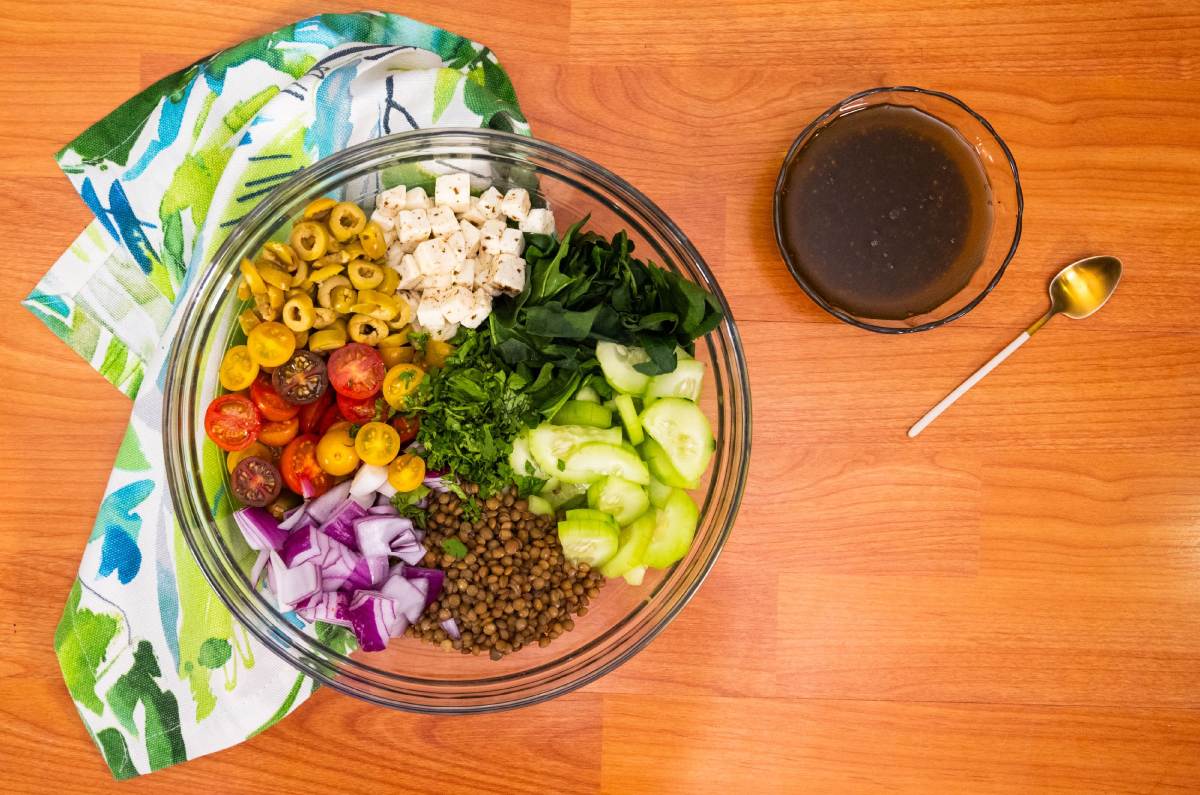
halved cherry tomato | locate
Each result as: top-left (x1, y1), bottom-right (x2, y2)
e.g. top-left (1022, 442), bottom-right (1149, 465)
top-left (327, 343), bottom-right (385, 399)
top-left (387, 453), bottom-right (426, 492)
top-left (247, 321), bottom-right (296, 367)
top-left (316, 403), bottom-right (343, 436)
top-left (250, 374), bottom-right (300, 422)
top-left (258, 415), bottom-right (299, 447)
top-left (280, 434), bottom-right (331, 497)
top-left (226, 440), bottom-right (272, 474)
top-left (390, 414), bottom-right (420, 446)
top-left (338, 392), bottom-right (388, 424)
top-left (272, 350), bottom-right (328, 405)
top-left (381, 363), bottom-right (424, 409)
top-left (316, 423), bottom-right (360, 476)
top-left (298, 389), bottom-right (333, 434)
top-left (231, 457), bottom-right (283, 507)
top-left (204, 394), bottom-right (262, 452)
top-left (354, 421), bottom-right (401, 466)
top-left (219, 345), bottom-right (259, 391)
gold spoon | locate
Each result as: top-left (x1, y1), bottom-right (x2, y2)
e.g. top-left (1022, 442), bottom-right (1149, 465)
top-left (908, 255), bottom-right (1123, 438)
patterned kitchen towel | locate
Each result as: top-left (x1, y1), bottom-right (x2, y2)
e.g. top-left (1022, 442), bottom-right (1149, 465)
top-left (25, 11), bottom-right (527, 779)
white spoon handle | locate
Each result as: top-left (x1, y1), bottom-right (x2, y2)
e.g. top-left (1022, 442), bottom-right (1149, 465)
top-left (907, 331), bottom-right (1032, 438)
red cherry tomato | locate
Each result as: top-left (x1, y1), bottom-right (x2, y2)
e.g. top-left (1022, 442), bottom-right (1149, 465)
top-left (390, 414), bottom-right (420, 446)
top-left (297, 389), bottom-right (332, 434)
top-left (204, 394), bottom-right (262, 452)
top-left (338, 392), bottom-right (388, 424)
top-left (327, 343), bottom-right (385, 399)
top-left (279, 434), bottom-right (331, 498)
top-left (250, 374), bottom-right (300, 422)
top-left (315, 403), bottom-right (343, 436)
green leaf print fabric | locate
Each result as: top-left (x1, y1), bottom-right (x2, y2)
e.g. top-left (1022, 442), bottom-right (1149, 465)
top-left (27, 12), bottom-right (528, 779)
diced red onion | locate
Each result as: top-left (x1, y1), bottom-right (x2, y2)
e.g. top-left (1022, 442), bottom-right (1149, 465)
top-left (349, 464), bottom-right (388, 497)
top-left (351, 492), bottom-right (375, 509)
top-left (422, 476), bottom-right (450, 493)
top-left (354, 515), bottom-right (416, 558)
top-left (317, 499), bottom-right (368, 549)
top-left (298, 591), bottom-right (351, 627)
top-left (440, 618), bottom-right (460, 640)
top-left (234, 508), bottom-right (289, 551)
top-left (367, 504), bottom-right (397, 515)
top-left (347, 555), bottom-right (388, 590)
top-left (376, 481), bottom-right (398, 499)
top-left (379, 575), bottom-right (426, 624)
top-left (398, 566), bottom-right (444, 607)
top-left (390, 539), bottom-right (428, 565)
top-left (269, 553), bottom-right (320, 609)
top-left (306, 480), bottom-right (353, 524)
top-left (346, 591), bottom-right (401, 651)
top-left (278, 504), bottom-right (309, 532)
top-left (280, 525), bottom-right (322, 567)
top-left (249, 550), bottom-right (269, 589)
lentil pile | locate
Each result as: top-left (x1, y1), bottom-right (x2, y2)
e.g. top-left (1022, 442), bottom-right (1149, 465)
top-left (406, 484), bottom-right (606, 660)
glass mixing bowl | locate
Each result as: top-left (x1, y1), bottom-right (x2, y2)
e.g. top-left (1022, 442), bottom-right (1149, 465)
top-left (163, 129), bottom-right (751, 712)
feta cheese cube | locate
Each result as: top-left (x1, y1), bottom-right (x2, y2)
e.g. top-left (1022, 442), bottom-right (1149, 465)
top-left (429, 322), bottom-right (459, 342)
top-left (416, 294), bottom-right (446, 331)
top-left (434, 172), bottom-right (472, 213)
top-left (461, 288), bottom-right (493, 329)
top-left (377, 185), bottom-right (408, 214)
top-left (490, 253), bottom-right (526, 295)
top-left (428, 205), bottom-right (459, 238)
top-left (519, 207), bottom-right (556, 236)
top-left (452, 256), bottom-right (475, 287)
top-left (474, 255), bottom-right (498, 296)
top-left (405, 187), bottom-right (431, 210)
top-left (396, 253), bottom-right (421, 290)
top-left (458, 219), bottom-right (481, 257)
top-left (498, 226), bottom-right (525, 257)
top-left (479, 219), bottom-right (506, 256)
top-left (440, 286), bottom-right (474, 325)
top-left (500, 188), bottom-right (531, 222)
top-left (461, 197), bottom-right (488, 225)
top-left (398, 209), bottom-right (431, 245)
top-left (371, 210), bottom-right (398, 246)
top-left (446, 231), bottom-right (467, 263)
top-left (413, 238), bottom-right (453, 275)
top-left (476, 186), bottom-right (503, 219)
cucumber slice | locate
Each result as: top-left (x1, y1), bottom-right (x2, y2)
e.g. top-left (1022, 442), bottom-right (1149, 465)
top-left (613, 393), bottom-right (644, 445)
top-left (540, 478), bottom-right (589, 509)
top-left (588, 476), bottom-right (650, 526)
top-left (559, 442), bottom-right (650, 485)
top-left (645, 358), bottom-right (705, 404)
top-left (565, 508), bottom-right (618, 526)
top-left (553, 400), bottom-right (613, 428)
top-left (529, 424), bottom-right (622, 476)
top-left (641, 438), bottom-right (699, 490)
top-left (509, 434), bottom-right (549, 480)
top-left (556, 519), bottom-right (619, 567)
top-left (574, 385), bottom-right (601, 403)
top-left (647, 475), bottom-right (674, 508)
top-left (623, 566), bottom-right (647, 586)
top-left (642, 489), bottom-right (699, 568)
top-left (639, 398), bottom-right (715, 483)
top-left (600, 511), bottom-right (655, 578)
top-left (527, 495), bottom-right (554, 516)
top-left (596, 341), bottom-right (651, 395)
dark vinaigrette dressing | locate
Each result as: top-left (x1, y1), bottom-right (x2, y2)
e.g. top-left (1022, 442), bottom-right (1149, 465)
top-left (779, 104), bottom-right (993, 321)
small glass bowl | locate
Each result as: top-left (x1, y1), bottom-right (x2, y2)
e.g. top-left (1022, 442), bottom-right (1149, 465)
top-left (163, 129), bottom-right (751, 712)
top-left (773, 86), bottom-right (1023, 333)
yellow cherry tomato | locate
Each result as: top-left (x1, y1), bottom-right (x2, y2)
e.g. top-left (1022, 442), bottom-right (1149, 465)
top-left (219, 345), bottom-right (259, 391)
top-left (354, 421), bottom-right (401, 466)
top-left (380, 344), bottom-right (415, 369)
top-left (387, 454), bottom-right (426, 492)
top-left (422, 339), bottom-right (454, 369)
top-left (247, 321), bottom-right (296, 367)
top-left (381, 364), bottom-right (425, 409)
top-left (226, 441), bottom-right (273, 474)
top-left (316, 423), bottom-right (360, 476)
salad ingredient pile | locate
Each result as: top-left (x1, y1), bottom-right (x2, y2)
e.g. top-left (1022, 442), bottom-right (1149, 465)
top-left (208, 173), bottom-right (724, 658)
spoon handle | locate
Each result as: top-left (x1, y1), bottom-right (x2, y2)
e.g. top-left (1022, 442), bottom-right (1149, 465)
top-left (907, 331), bottom-right (1032, 438)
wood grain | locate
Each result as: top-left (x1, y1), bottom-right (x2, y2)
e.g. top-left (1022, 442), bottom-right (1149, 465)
top-left (1, 0), bottom-right (1199, 791)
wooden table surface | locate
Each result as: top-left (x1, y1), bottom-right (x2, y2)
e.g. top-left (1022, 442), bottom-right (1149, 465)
top-left (3, 1), bottom-right (1200, 791)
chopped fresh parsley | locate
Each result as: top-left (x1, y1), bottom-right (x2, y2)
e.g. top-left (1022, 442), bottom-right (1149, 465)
top-left (442, 538), bottom-right (468, 559)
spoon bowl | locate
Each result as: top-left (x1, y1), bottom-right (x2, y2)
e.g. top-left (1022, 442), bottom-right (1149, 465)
top-left (1050, 255), bottom-right (1123, 320)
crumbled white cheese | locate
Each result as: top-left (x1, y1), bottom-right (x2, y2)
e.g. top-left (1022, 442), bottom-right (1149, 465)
top-left (435, 173), bottom-right (472, 213)
top-left (500, 188), bottom-right (531, 222)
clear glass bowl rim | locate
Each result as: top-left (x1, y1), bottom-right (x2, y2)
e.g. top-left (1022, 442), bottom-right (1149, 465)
top-left (772, 85), bottom-right (1024, 334)
top-left (163, 128), bottom-right (752, 713)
